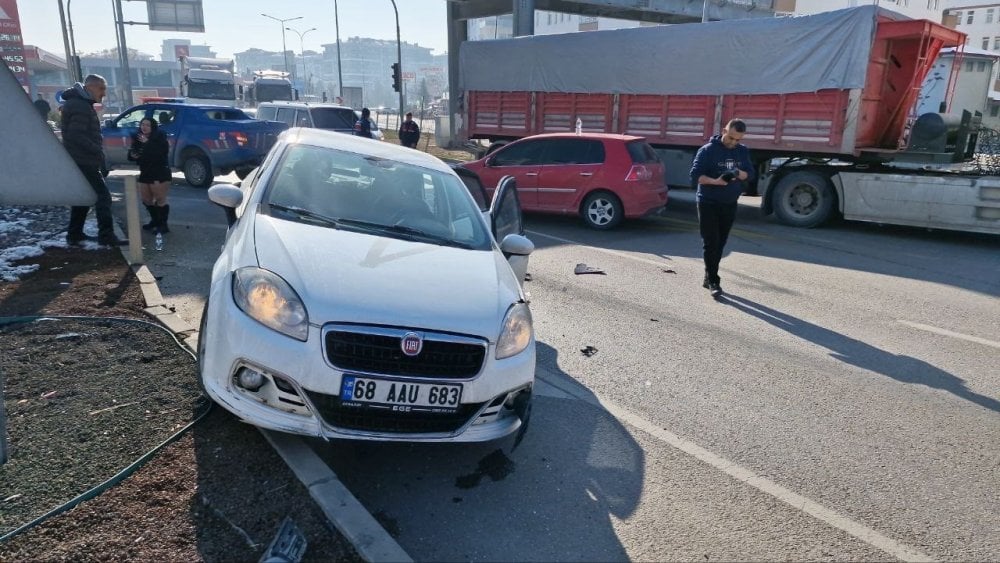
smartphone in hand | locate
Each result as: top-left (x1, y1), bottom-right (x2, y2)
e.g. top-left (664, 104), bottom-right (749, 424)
top-left (720, 171), bottom-right (736, 183)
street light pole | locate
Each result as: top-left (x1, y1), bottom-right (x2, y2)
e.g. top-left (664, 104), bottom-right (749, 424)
top-left (334, 0), bottom-right (343, 99)
top-left (388, 0), bottom-right (403, 124)
top-left (262, 13), bottom-right (303, 78)
top-left (287, 27), bottom-right (317, 96)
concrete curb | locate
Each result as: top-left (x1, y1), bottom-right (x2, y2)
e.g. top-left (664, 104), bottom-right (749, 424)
top-left (115, 229), bottom-right (409, 562)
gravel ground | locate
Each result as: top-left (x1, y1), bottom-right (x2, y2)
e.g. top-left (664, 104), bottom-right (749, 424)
top-left (0, 205), bottom-right (358, 561)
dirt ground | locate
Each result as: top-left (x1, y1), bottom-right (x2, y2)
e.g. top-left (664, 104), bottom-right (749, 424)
top-left (0, 248), bottom-right (357, 561)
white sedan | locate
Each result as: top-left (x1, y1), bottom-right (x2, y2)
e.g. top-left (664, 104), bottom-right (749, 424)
top-left (199, 128), bottom-right (536, 443)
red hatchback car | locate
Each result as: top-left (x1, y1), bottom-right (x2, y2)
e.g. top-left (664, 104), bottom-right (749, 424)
top-left (459, 133), bottom-right (667, 229)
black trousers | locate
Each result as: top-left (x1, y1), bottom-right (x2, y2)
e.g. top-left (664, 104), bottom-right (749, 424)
top-left (697, 200), bottom-right (738, 285)
top-left (68, 165), bottom-right (114, 241)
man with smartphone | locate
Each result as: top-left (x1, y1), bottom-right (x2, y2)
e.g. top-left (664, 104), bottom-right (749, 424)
top-left (690, 118), bottom-right (754, 298)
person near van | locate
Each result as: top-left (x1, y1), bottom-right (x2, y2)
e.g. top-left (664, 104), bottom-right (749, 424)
top-left (354, 107), bottom-right (374, 139)
top-left (399, 112), bottom-right (420, 148)
top-left (60, 74), bottom-right (127, 247)
top-left (690, 118), bottom-right (754, 298)
top-left (128, 116), bottom-right (173, 233)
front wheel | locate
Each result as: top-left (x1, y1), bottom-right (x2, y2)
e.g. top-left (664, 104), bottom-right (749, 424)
top-left (581, 191), bottom-right (624, 230)
top-left (772, 170), bottom-right (835, 228)
top-left (182, 152), bottom-right (213, 188)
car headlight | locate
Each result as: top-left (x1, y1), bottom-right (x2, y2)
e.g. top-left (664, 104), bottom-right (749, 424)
top-left (232, 267), bottom-right (309, 341)
top-left (496, 303), bottom-right (533, 359)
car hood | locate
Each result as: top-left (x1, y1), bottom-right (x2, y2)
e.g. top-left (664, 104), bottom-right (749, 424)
top-left (251, 215), bottom-right (522, 341)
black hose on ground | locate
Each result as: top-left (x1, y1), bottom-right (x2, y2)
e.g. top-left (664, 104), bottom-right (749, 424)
top-left (0, 315), bottom-right (212, 544)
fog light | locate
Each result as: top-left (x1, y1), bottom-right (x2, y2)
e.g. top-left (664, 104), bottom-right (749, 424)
top-left (236, 367), bottom-right (266, 391)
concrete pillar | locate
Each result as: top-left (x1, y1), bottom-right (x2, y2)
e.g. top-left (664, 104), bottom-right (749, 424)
top-left (447, 2), bottom-right (468, 147)
top-left (513, 0), bottom-right (536, 37)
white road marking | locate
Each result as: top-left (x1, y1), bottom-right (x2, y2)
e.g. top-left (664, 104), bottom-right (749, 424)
top-left (897, 320), bottom-right (1000, 350)
top-left (537, 368), bottom-right (935, 563)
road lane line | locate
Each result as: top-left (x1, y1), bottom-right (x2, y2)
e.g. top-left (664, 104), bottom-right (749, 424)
top-left (536, 368), bottom-right (935, 563)
top-left (897, 320), bottom-right (1000, 350)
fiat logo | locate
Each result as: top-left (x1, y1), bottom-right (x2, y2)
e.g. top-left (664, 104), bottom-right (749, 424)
top-left (400, 332), bottom-right (423, 357)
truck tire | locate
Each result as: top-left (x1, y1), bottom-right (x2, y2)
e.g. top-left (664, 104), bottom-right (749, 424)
top-left (772, 170), bottom-right (835, 228)
top-left (581, 190), bottom-right (624, 230)
top-left (182, 151), bottom-right (213, 188)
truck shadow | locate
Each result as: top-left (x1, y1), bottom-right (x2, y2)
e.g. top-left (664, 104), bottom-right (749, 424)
top-left (720, 292), bottom-right (999, 414)
top-left (522, 193), bottom-right (1000, 297)
top-left (306, 341), bottom-right (645, 562)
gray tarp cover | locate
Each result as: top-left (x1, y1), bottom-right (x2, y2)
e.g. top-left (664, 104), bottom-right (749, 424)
top-left (460, 6), bottom-right (905, 96)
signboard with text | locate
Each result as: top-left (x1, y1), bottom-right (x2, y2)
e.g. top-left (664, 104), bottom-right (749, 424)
top-left (0, 0), bottom-right (28, 93)
top-left (147, 0), bottom-right (205, 33)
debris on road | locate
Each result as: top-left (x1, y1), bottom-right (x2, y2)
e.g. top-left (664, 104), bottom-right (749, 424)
top-left (580, 346), bottom-right (599, 357)
top-left (574, 263), bottom-right (605, 275)
top-left (661, 268), bottom-right (676, 274)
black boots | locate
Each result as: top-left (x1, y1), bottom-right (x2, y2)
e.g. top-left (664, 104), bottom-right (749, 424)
top-left (143, 204), bottom-right (171, 234)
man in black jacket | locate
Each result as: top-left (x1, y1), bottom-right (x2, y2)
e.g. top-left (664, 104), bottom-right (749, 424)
top-left (398, 112), bottom-right (420, 148)
top-left (60, 74), bottom-right (125, 246)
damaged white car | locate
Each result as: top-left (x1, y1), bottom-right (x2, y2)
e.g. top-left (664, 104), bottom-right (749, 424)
top-left (198, 128), bottom-right (535, 442)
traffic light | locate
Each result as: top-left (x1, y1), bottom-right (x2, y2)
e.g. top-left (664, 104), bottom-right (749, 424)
top-left (391, 62), bottom-right (402, 93)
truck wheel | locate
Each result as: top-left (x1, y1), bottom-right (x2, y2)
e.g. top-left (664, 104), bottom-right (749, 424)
top-left (182, 152), bottom-right (213, 188)
top-left (581, 191), bottom-right (624, 230)
top-left (772, 171), bottom-right (835, 228)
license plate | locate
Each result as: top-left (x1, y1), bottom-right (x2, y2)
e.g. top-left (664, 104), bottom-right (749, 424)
top-left (340, 376), bottom-right (463, 413)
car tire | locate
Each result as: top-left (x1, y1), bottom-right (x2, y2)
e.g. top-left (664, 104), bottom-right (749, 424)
top-left (581, 190), bottom-right (624, 230)
top-left (182, 151), bottom-right (213, 188)
top-left (196, 301), bottom-right (211, 397)
top-left (772, 170), bottom-right (835, 228)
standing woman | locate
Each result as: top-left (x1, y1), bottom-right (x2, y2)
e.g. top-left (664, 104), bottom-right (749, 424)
top-left (128, 117), bottom-right (172, 233)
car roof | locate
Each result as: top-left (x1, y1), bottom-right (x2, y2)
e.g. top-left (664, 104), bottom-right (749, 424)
top-left (143, 102), bottom-right (238, 110)
top-left (516, 132), bottom-right (646, 142)
top-left (284, 128), bottom-right (453, 173)
top-left (261, 101), bottom-right (353, 110)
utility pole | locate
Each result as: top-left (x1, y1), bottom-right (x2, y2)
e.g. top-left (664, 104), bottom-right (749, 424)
top-left (334, 0), bottom-right (344, 98)
top-left (287, 26), bottom-right (317, 96)
top-left (113, 0), bottom-right (133, 107)
top-left (389, 0), bottom-right (403, 123)
top-left (262, 13), bottom-right (303, 78)
top-left (57, 0), bottom-right (76, 83)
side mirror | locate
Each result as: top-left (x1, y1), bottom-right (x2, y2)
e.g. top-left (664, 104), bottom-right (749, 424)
top-left (499, 234), bottom-right (534, 257)
top-left (207, 183), bottom-right (244, 227)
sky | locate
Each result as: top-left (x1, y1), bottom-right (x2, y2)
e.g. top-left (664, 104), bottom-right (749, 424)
top-left (16, 0), bottom-right (451, 60)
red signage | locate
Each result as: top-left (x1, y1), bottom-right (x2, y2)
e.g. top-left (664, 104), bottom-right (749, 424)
top-left (174, 44), bottom-right (190, 60)
top-left (0, 0), bottom-right (28, 92)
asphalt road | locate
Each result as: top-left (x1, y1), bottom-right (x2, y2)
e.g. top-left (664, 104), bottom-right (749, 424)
top-left (109, 173), bottom-right (1000, 561)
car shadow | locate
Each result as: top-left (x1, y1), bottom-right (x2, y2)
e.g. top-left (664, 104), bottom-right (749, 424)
top-left (307, 341), bottom-right (645, 562)
top-left (719, 292), bottom-right (999, 414)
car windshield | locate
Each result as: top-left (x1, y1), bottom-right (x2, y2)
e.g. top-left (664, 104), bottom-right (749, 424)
top-left (257, 84), bottom-right (293, 102)
top-left (187, 80), bottom-right (235, 100)
top-left (264, 144), bottom-right (492, 250)
top-left (311, 108), bottom-right (356, 130)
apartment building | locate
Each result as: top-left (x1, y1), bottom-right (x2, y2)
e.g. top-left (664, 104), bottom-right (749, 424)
top-left (947, 4), bottom-right (1000, 49)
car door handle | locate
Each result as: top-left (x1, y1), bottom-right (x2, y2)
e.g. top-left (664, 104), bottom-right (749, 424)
top-left (579, 172), bottom-right (593, 177)
top-left (525, 172), bottom-right (538, 177)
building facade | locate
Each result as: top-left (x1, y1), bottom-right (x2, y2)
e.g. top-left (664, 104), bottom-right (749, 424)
top-left (946, 4), bottom-right (1000, 49)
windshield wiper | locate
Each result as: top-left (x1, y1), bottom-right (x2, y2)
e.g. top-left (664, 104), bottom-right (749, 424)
top-left (267, 203), bottom-right (341, 228)
top-left (335, 218), bottom-right (475, 249)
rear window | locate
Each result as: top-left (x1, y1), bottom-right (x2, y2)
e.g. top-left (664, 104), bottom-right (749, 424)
top-left (311, 108), bottom-right (357, 130)
top-left (257, 106), bottom-right (277, 121)
top-left (626, 141), bottom-right (659, 164)
top-left (203, 109), bottom-right (250, 120)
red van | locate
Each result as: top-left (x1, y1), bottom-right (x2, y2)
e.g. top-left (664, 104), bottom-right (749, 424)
top-left (458, 133), bottom-right (667, 229)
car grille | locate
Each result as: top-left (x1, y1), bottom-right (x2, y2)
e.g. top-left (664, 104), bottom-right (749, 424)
top-left (304, 391), bottom-right (484, 434)
top-left (324, 327), bottom-right (486, 379)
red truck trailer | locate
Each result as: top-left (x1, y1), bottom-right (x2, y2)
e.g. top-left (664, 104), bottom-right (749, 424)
top-left (458, 7), bottom-right (1000, 235)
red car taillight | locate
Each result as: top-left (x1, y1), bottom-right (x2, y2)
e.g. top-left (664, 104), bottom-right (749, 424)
top-left (233, 132), bottom-right (249, 147)
top-left (625, 164), bottom-right (652, 182)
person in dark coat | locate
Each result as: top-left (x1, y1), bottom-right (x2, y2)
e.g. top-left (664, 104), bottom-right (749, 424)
top-left (33, 94), bottom-right (51, 121)
top-left (689, 118), bottom-right (754, 298)
top-left (128, 117), bottom-right (173, 234)
top-left (398, 112), bottom-right (420, 149)
top-left (354, 107), bottom-right (374, 139)
top-left (59, 74), bottom-right (126, 246)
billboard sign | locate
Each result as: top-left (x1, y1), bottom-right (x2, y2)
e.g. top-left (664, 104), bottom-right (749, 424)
top-left (147, 0), bottom-right (205, 33)
top-left (0, 0), bottom-right (28, 93)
